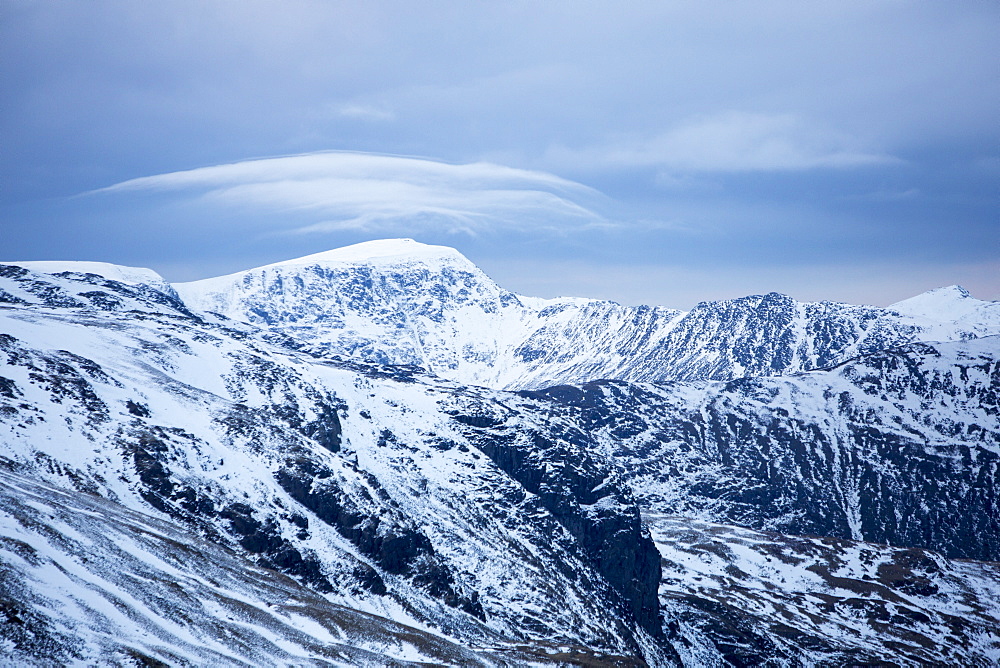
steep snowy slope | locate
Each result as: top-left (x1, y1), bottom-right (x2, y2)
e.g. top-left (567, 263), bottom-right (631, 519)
top-left (519, 336), bottom-right (1000, 561)
top-left (0, 263), bottom-right (671, 665)
top-left (0, 469), bottom-right (582, 667)
top-left (170, 240), bottom-right (1000, 389)
top-left (6, 465), bottom-right (998, 668)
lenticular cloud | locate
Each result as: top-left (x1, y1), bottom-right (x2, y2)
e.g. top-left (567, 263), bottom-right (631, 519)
top-left (94, 151), bottom-right (605, 235)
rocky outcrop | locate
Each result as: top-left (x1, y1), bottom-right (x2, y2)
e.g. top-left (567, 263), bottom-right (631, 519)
top-left (520, 337), bottom-right (1000, 561)
top-left (450, 405), bottom-right (664, 640)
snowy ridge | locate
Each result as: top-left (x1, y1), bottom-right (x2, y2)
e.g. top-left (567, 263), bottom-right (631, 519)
top-left (4, 260), bottom-right (176, 297)
top-left (3, 260), bottom-right (168, 286)
top-left (173, 240), bottom-right (1000, 390)
top-left (174, 240), bottom-right (686, 390)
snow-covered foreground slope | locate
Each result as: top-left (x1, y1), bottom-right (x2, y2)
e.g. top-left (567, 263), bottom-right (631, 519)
top-left (520, 336), bottom-right (1000, 561)
top-left (6, 466), bottom-right (999, 668)
top-left (650, 516), bottom-right (1000, 667)
top-left (171, 239), bottom-right (1000, 389)
top-left (0, 263), bottom-right (670, 665)
top-left (0, 469), bottom-right (583, 667)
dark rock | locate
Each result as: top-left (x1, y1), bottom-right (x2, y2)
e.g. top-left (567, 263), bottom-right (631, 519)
top-left (458, 417), bottom-right (663, 640)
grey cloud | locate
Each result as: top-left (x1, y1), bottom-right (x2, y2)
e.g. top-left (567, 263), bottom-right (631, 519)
top-left (545, 112), bottom-right (898, 173)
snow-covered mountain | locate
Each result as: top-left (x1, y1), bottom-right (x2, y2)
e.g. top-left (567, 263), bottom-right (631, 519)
top-left (2, 252), bottom-right (999, 666)
top-left (516, 336), bottom-right (1000, 562)
top-left (171, 239), bottom-right (683, 390)
top-left (172, 239), bottom-right (1000, 389)
top-left (0, 263), bottom-right (670, 665)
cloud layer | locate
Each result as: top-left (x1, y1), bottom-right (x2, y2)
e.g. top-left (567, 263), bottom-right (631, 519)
top-left (96, 152), bottom-right (605, 235)
top-left (547, 112), bottom-right (898, 173)
top-left (2, 2), bottom-right (996, 303)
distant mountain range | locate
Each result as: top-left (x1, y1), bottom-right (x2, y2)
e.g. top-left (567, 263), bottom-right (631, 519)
top-left (2, 241), bottom-right (998, 666)
top-left (172, 239), bottom-right (1000, 389)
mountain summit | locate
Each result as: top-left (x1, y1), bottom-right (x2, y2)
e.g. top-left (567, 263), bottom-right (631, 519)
top-left (233, 238), bottom-right (468, 272)
top-left (890, 284), bottom-right (999, 325)
top-left (173, 240), bottom-right (1000, 389)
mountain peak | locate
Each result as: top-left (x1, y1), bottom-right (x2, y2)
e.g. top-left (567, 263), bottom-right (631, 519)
top-left (889, 285), bottom-right (984, 321)
top-left (923, 284), bottom-right (971, 299)
top-left (261, 238), bottom-right (465, 270)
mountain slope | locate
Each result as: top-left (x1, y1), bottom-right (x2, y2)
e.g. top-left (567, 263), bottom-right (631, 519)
top-left (651, 516), bottom-right (1000, 667)
top-left (0, 468), bottom-right (581, 667)
top-left (171, 240), bottom-right (1000, 389)
top-left (0, 262), bottom-right (671, 665)
top-left (519, 336), bottom-right (1000, 561)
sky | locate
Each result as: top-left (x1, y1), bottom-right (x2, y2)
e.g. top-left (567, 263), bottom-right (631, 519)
top-left (2, 1), bottom-right (998, 309)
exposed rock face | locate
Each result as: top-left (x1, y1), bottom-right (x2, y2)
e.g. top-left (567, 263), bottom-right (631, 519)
top-left (518, 337), bottom-right (1000, 561)
top-left (447, 400), bottom-right (663, 640)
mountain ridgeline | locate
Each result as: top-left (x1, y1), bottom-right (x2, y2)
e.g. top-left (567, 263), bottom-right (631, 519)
top-left (174, 239), bottom-right (1000, 389)
top-left (1, 239), bottom-right (998, 666)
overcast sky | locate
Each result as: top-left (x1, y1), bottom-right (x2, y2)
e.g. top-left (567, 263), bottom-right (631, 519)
top-left (2, 1), bottom-right (997, 308)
